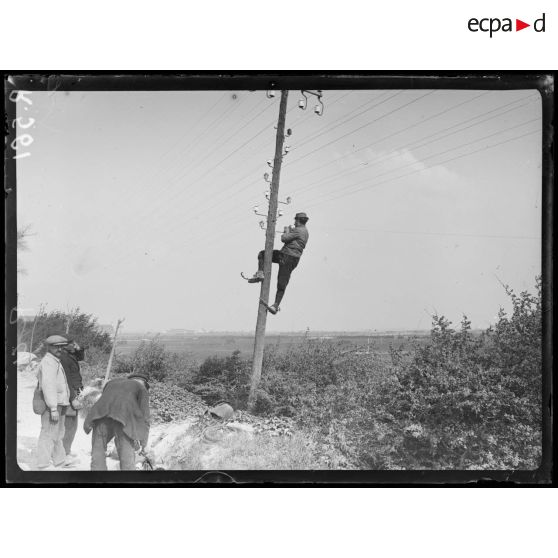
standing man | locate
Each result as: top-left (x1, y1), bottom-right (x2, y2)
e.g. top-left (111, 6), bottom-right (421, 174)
top-left (83, 372), bottom-right (151, 471)
top-left (248, 212), bottom-right (309, 314)
top-left (36, 335), bottom-right (76, 469)
top-left (60, 338), bottom-right (85, 456)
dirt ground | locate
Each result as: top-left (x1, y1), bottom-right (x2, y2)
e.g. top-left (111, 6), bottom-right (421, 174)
top-left (16, 368), bottom-right (256, 471)
top-left (16, 369), bottom-right (120, 471)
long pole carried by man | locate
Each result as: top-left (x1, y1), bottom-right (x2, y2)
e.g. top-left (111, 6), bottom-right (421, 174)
top-left (29, 302), bottom-right (46, 353)
top-left (104, 317), bottom-right (125, 386)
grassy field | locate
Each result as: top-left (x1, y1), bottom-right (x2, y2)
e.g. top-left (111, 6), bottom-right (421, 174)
top-left (115, 332), bottom-right (431, 361)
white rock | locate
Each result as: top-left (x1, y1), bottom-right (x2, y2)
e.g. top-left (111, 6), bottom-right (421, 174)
top-left (148, 419), bottom-right (198, 468)
top-left (226, 422), bottom-right (255, 434)
top-left (17, 352), bottom-right (37, 367)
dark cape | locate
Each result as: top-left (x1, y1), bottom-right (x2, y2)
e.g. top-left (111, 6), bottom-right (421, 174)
top-left (60, 350), bottom-right (84, 400)
top-left (83, 377), bottom-right (150, 447)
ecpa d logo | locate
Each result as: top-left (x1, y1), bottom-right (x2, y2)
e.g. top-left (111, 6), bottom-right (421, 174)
top-left (468, 13), bottom-right (546, 37)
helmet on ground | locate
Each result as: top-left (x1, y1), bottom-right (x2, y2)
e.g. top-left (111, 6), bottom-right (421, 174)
top-left (208, 401), bottom-right (234, 420)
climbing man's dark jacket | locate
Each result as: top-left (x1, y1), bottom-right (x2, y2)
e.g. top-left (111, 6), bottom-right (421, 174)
top-left (60, 349), bottom-right (84, 401)
top-left (83, 378), bottom-right (150, 448)
top-left (280, 224), bottom-right (309, 258)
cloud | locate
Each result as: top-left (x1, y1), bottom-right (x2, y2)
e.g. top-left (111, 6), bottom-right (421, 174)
top-left (361, 146), bottom-right (462, 194)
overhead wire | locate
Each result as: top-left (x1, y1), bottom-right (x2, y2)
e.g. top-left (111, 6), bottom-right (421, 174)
top-left (156, 91), bottom-right (359, 242)
top-left (172, 118), bottom-right (540, 257)
top-left (176, 128), bottom-right (543, 262)
top-left (337, 228), bottom-right (540, 241)
top-left (148, 95), bottom-right (540, 257)
top-left (170, 95), bottom-right (270, 179)
top-left (118, 91), bottom-right (422, 247)
top-left (141, 92), bottom-right (233, 180)
top-left (165, 93), bottom-right (251, 170)
top-left (193, 124), bottom-right (541, 258)
top-left (143, 90), bottom-right (354, 243)
top-left (114, 134), bottom-right (537, 276)
top-left (106, 91), bottom-right (374, 253)
top-left (114, 92), bottom-right (230, 213)
top-left (135, 96), bottom-right (278, 230)
top-left (185, 91), bottom-right (363, 211)
top-left (291, 94), bottom-right (538, 200)
top-left (102, 96), bottom-right (281, 256)
top-left (283, 91), bottom-right (495, 186)
top-left (182, 215), bottom-right (542, 264)
top-left (282, 90), bottom-right (436, 170)
top-left (103, 91), bottom-right (233, 242)
top-left (112, 91), bottom-right (360, 267)
top-left (159, 95), bottom-right (273, 192)
top-left (287, 90), bottom-right (396, 152)
top-left (189, 114), bottom-right (541, 251)
top-left (108, 99), bottom-right (300, 268)
top-left (306, 126), bottom-right (540, 209)
top-left (133, 92), bottom-right (252, 199)
top-left (108, 91), bottom-right (540, 270)
top-left (193, 92), bottom-right (424, 221)
top-left (149, 103), bottom-right (303, 239)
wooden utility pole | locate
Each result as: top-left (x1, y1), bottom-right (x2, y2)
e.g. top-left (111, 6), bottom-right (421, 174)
top-left (104, 317), bottom-right (125, 385)
top-left (248, 90), bottom-right (289, 410)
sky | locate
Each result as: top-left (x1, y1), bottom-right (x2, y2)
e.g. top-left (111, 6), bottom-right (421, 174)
top-left (16, 87), bottom-right (542, 332)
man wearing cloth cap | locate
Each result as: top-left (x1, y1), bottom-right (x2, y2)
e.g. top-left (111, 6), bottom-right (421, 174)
top-left (83, 373), bottom-right (150, 470)
top-left (249, 212), bottom-right (309, 314)
top-left (36, 335), bottom-right (76, 469)
top-left (59, 338), bottom-right (85, 456)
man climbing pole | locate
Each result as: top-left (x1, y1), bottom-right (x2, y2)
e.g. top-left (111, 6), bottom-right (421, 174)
top-left (247, 212), bottom-right (309, 314)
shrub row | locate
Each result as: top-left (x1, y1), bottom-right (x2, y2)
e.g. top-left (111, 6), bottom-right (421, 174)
top-left (111, 279), bottom-right (543, 469)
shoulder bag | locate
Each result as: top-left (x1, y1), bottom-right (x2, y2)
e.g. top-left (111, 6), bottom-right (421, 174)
top-left (32, 366), bottom-right (47, 415)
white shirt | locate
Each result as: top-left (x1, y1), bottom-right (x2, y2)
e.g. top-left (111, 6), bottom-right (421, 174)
top-left (39, 352), bottom-right (70, 409)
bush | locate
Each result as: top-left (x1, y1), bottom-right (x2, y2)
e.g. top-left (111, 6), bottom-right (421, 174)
top-left (112, 355), bottom-right (134, 377)
top-left (71, 278), bottom-right (542, 470)
top-left (116, 338), bottom-right (197, 384)
top-left (17, 308), bottom-right (112, 358)
top-left (243, 278), bottom-right (542, 470)
top-left (17, 308), bottom-right (112, 387)
top-left (360, 278), bottom-right (542, 469)
top-left (259, 341), bottom-right (388, 426)
top-left (130, 338), bottom-right (168, 381)
top-left (149, 380), bottom-right (206, 423)
top-left (190, 350), bottom-right (251, 408)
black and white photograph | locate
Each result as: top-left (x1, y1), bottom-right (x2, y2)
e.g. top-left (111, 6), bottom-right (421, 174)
top-left (5, 74), bottom-right (552, 482)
